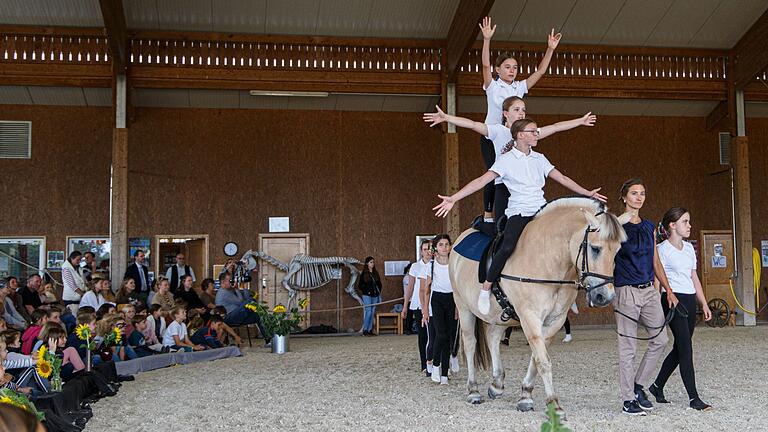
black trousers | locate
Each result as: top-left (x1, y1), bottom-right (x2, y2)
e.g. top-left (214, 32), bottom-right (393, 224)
top-left (425, 318), bottom-right (436, 362)
top-left (486, 215), bottom-right (533, 283)
top-left (431, 292), bottom-right (456, 377)
top-left (494, 183), bottom-right (511, 224)
top-left (480, 136), bottom-right (496, 213)
top-left (563, 317), bottom-right (571, 334)
top-left (404, 302), bottom-right (415, 334)
top-left (414, 309), bottom-right (429, 370)
top-left (654, 292), bottom-right (700, 399)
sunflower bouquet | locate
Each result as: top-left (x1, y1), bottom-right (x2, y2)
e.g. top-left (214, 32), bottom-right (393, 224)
top-left (75, 323), bottom-right (97, 371)
top-left (35, 345), bottom-right (63, 391)
top-left (103, 327), bottom-right (122, 347)
top-left (0, 388), bottom-right (45, 421)
top-left (253, 298), bottom-right (309, 338)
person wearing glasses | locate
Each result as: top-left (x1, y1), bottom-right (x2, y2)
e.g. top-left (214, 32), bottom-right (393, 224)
top-left (433, 118), bottom-right (606, 314)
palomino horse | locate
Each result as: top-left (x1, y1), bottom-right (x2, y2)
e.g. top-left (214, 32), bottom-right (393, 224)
top-left (450, 197), bottom-right (629, 417)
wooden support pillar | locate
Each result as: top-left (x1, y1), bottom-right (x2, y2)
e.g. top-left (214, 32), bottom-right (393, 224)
top-left (442, 82), bottom-right (460, 240)
top-left (110, 74), bottom-right (128, 286)
top-left (731, 135), bottom-right (756, 326)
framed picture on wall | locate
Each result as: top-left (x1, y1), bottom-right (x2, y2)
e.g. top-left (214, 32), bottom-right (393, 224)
top-left (415, 234), bottom-right (437, 261)
top-left (129, 237), bottom-right (151, 266)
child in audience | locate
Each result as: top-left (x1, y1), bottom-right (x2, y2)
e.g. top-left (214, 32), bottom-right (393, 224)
top-left (39, 324), bottom-right (86, 379)
top-left (96, 304), bottom-right (116, 321)
top-left (145, 304), bottom-right (167, 344)
top-left (190, 315), bottom-right (225, 349)
top-left (210, 306), bottom-right (243, 346)
top-left (128, 315), bottom-right (165, 356)
top-left (0, 316), bottom-right (7, 332)
top-left (151, 277), bottom-right (175, 312)
top-left (119, 305), bottom-right (137, 340)
top-left (162, 307), bottom-right (205, 352)
top-left (21, 310), bottom-right (48, 355)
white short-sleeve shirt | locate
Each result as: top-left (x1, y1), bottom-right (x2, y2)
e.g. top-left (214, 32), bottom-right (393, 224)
top-left (484, 78), bottom-right (528, 125)
top-left (430, 261), bottom-right (453, 294)
top-left (490, 147), bottom-right (555, 217)
top-left (408, 259), bottom-right (431, 310)
top-left (163, 320), bottom-right (188, 346)
top-left (485, 124), bottom-right (514, 185)
top-left (657, 240), bottom-right (697, 295)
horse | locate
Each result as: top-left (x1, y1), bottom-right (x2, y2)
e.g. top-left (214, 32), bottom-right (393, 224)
top-left (450, 197), bottom-right (630, 418)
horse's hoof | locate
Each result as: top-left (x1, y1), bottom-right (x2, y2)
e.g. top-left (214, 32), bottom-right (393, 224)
top-left (488, 386), bottom-right (504, 400)
top-left (517, 398), bottom-right (534, 412)
top-left (466, 392), bottom-right (484, 405)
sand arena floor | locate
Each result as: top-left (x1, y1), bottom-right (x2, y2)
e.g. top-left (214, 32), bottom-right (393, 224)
top-left (86, 326), bottom-right (766, 431)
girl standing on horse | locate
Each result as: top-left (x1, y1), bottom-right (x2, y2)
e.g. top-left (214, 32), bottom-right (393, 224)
top-left (433, 118), bottom-right (606, 314)
top-left (649, 207), bottom-right (713, 411)
top-left (612, 178), bottom-right (677, 416)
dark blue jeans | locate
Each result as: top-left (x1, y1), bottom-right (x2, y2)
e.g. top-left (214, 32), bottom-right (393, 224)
top-left (225, 306), bottom-right (268, 341)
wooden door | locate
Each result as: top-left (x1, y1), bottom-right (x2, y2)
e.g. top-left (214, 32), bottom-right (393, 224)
top-left (259, 234), bottom-right (310, 327)
top-left (700, 230), bottom-right (735, 310)
top-left (185, 238), bottom-right (208, 281)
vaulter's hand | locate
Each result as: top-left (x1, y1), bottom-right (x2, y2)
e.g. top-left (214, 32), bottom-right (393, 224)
top-left (423, 106), bottom-right (448, 127)
top-left (479, 17), bottom-right (496, 40)
top-left (433, 195), bottom-right (455, 217)
top-left (548, 28), bottom-right (562, 50)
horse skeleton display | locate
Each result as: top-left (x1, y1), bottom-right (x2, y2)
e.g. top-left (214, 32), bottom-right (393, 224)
top-left (239, 250), bottom-right (362, 306)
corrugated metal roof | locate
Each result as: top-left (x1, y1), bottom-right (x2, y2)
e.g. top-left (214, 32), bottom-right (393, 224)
top-left (0, 0), bottom-right (103, 27)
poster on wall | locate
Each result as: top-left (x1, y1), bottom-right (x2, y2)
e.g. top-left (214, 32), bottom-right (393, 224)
top-left (384, 260), bottom-right (410, 277)
top-left (129, 237), bottom-right (151, 266)
top-left (762, 240), bottom-right (768, 268)
top-left (46, 251), bottom-right (65, 270)
top-left (711, 243), bottom-right (727, 268)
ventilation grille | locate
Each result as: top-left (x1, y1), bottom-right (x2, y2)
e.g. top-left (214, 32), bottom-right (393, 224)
top-left (0, 121), bottom-right (32, 159)
top-left (718, 132), bottom-right (730, 165)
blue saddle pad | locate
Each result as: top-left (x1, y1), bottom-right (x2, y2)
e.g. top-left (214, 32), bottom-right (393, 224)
top-left (453, 231), bottom-right (492, 262)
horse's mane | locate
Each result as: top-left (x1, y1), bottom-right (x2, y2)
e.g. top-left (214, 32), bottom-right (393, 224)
top-left (534, 197), bottom-right (626, 243)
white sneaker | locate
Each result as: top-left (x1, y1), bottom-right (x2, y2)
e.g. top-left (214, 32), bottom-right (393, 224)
top-left (450, 355), bottom-right (460, 373)
top-left (440, 376), bottom-right (449, 385)
top-left (562, 334), bottom-right (573, 343)
top-left (477, 289), bottom-right (491, 314)
top-left (570, 302), bottom-right (579, 314)
top-left (426, 363), bottom-right (433, 374)
top-left (431, 365), bottom-right (441, 383)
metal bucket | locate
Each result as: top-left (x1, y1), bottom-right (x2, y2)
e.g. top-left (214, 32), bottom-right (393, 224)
top-left (271, 334), bottom-right (289, 354)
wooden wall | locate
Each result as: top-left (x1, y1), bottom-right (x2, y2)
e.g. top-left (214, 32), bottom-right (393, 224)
top-left (1, 103), bottom-right (766, 327)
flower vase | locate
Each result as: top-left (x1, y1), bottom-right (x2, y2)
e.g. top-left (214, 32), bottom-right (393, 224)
top-left (86, 348), bottom-right (92, 372)
top-left (271, 334), bottom-right (289, 354)
top-left (51, 376), bottom-right (62, 392)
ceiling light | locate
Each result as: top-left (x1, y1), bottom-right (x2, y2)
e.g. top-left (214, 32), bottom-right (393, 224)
top-left (249, 90), bottom-right (329, 97)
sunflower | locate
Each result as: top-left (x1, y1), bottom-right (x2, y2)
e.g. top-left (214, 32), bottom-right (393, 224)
top-left (112, 328), bottom-right (122, 345)
top-left (298, 297), bottom-right (309, 309)
top-left (245, 303), bottom-right (258, 312)
top-left (36, 359), bottom-right (53, 379)
top-left (75, 324), bottom-right (91, 340)
top-left (37, 345), bottom-right (48, 363)
top-left (273, 304), bottom-right (287, 314)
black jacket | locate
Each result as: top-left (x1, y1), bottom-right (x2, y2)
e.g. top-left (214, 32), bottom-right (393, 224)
top-left (358, 271), bottom-right (382, 297)
top-left (124, 262), bottom-right (150, 293)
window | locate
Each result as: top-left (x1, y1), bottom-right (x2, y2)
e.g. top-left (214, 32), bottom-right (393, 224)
top-left (0, 237), bottom-right (46, 281)
top-left (67, 237), bottom-right (111, 274)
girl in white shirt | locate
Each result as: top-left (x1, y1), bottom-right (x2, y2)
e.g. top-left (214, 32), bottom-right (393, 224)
top-left (420, 234), bottom-right (456, 384)
top-left (477, 16), bottom-right (561, 223)
top-left (424, 96), bottom-right (596, 234)
top-left (649, 208), bottom-right (713, 411)
top-left (433, 118), bottom-right (607, 314)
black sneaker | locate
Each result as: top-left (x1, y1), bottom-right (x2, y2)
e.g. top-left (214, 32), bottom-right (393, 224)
top-left (634, 388), bottom-right (654, 411)
top-left (648, 383), bottom-right (669, 403)
top-left (500, 338), bottom-right (510, 346)
top-left (622, 400), bottom-right (647, 416)
top-left (689, 397), bottom-right (713, 411)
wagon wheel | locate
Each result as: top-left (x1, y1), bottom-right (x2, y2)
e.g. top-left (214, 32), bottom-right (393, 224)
top-left (707, 298), bottom-right (730, 328)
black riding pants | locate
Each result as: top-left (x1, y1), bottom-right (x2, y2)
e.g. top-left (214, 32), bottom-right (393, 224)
top-left (486, 215), bottom-right (533, 283)
top-left (480, 136), bottom-right (496, 213)
top-left (414, 309), bottom-right (429, 370)
top-left (431, 292), bottom-right (456, 377)
top-left (494, 183), bottom-right (511, 224)
top-left (654, 292), bottom-right (699, 399)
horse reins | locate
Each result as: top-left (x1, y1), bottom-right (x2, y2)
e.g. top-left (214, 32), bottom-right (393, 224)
top-left (614, 301), bottom-right (688, 340)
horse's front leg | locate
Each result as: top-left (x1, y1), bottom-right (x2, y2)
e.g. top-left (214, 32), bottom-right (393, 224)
top-left (486, 324), bottom-right (507, 400)
top-left (518, 312), bottom-right (563, 417)
top-left (517, 354), bottom-right (536, 412)
top-left (457, 308), bottom-right (483, 404)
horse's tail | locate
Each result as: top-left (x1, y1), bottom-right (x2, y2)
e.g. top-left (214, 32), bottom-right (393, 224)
top-left (473, 317), bottom-right (491, 370)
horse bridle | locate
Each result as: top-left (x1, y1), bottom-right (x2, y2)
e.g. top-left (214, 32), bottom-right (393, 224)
top-left (499, 211), bottom-right (614, 298)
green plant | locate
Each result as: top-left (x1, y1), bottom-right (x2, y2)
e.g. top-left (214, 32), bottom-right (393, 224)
top-left (251, 298), bottom-right (308, 338)
top-left (541, 402), bottom-right (571, 432)
top-left (0, 388), bottom-right (45, 421)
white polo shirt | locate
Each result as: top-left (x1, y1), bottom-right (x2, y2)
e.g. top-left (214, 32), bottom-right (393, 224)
top-left (430, 261), bottom-right (453, 294)
top-left (485, 124), bottom-right (514, 185)
top-left (657, 240), bottom-right (697, 295)
top-left (490, 147), bottom-right (554, 217)
top-left (483, 78), bottom-right (528, 125)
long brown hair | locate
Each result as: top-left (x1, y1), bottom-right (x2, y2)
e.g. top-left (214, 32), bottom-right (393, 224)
top-left (362, 256), bottom-right (379, 282)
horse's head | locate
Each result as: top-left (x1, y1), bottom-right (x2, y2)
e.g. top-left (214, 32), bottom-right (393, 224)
top-left (571, 209), bottom-right (629, 307)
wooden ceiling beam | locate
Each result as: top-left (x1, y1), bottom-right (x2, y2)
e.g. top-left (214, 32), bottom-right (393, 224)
top-left (445, 0), bottom-right (495, 82)
top-left (98, 0), bottom-right (128, 73)
top-left (733, 8), bottom-right (768, 90)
